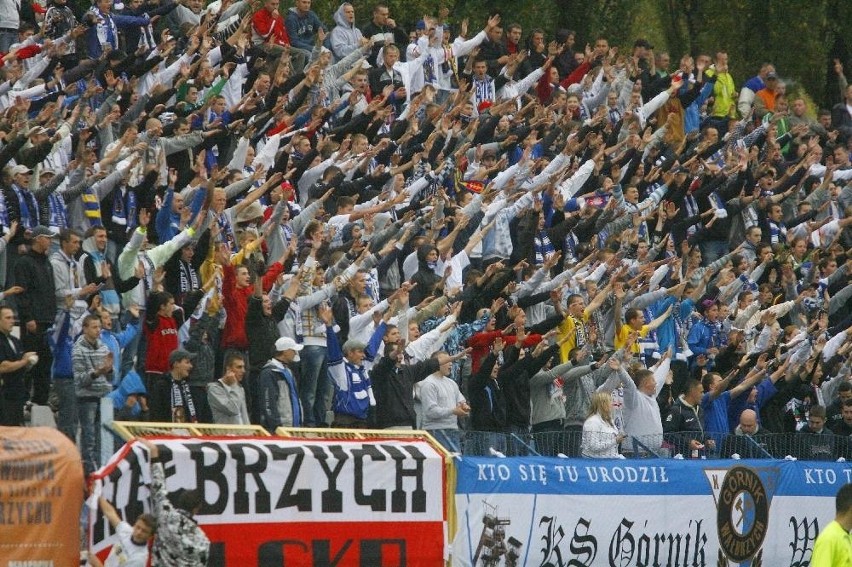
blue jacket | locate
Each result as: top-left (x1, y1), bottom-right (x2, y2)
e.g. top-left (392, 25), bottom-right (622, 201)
top-left (683, 81), bottom-right (714, 134)
top-left (50, 309), bottom-right (75, 380)
top-left (85, 7), bottom-right (149, 59)
top-left (652, 296), bottom-right (695, 355)
top-left (284, 7), bottom-right (325, 51)
top-left (687, 317), bottom-right (717, 360)
top-left (259, 359), bottom-right (302, 431)
top-left (156, 188), bottom-right (206, 243)
top-left (326, 322), bottom-right (384, 420)
top-left (107, 369), bottom-right (146, 418)
top-left (100, 321), bottom-right (139, 386)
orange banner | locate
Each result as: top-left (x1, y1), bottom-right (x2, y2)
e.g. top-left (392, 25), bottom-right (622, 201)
top-left (0, 427), bottom-right (84, 567)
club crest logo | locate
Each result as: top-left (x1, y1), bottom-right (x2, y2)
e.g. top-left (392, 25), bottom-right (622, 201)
top-left (705, 466), bottom-right (771, 567)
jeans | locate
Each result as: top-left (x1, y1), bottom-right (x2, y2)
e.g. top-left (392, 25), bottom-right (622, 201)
top-left (23, 325), bottom-right (53, 405)
top-left (507, 424), bottom-right (535, 456)
top-left (465, 430), bottom-right (506, 456)
top-left (0, 395), bottom-right (25, 425)
top-left (0, 31), bottom-right (17, 53)
top-left (428, 429), bottom-right (463, 454)
top-left (532, 420), bottom-right (567, 457)
top-left (299, 345), bottom-right (329, 426)
top-left (246, 367), bottom-right (263, 425)
top-left (147, 373), bottom-right (171, 423)
top-left (190, 385), bottom-right (213, 424)
top-left (78, 399), bottom-right (101, 476)
top-left (563, 424), bottom-right (584, 457)
top-left (118, 311), bottom-right (141, 378)
top-left (53, 379), bottom-right (78, 442)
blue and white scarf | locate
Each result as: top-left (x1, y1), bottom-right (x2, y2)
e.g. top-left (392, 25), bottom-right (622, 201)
top-left (111, 188), bottom-right (137, 233)
top-left (534, 230), bottom-right (555, 266)
top-left (0, 191), bottom-right (8, 229)
top-left (47, 193), bottom-right (68, 230)
top-left (12, 185), bottom-right (39, 228)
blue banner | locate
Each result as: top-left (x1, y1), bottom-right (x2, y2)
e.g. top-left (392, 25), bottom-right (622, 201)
top-left (452, 458), bottom-right (851, 567)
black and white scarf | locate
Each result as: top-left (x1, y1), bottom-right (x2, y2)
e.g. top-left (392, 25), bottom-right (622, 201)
top-left (178, 259), bottom-right (200, 295)
top-left (170, 378), bottom-right (197, 423)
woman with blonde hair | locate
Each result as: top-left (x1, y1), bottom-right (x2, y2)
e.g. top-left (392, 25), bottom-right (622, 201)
top-left (581, 391), bottom-right (624, 458)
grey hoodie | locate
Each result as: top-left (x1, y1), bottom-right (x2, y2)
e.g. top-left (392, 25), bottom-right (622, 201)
top-left (328, 3), bottom-right (363, 61)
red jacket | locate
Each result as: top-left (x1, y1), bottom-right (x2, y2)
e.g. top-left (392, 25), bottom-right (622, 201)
top-left (144, 315), bottom-right (178, 374)
top-left (467, 330), bottom-right (543, 374)
top-left (221, 262), bottom-right (284, 349)
top-left (252, 8), bottom-right (290, 47)
top-left (560, 61), bottom-right (591, 89)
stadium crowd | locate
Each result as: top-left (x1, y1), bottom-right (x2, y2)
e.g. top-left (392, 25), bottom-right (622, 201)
top-left (0, 0), bottom-right (851, 481)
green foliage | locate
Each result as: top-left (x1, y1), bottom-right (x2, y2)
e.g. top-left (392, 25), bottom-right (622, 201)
top-left (314, 0), bottom-right (848, 107)
top-left (74, 0), bottom-right (849, 108)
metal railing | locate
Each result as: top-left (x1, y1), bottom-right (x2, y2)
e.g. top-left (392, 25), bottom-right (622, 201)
top-left (109, 421), bottom-right (272, 440)
top-left (423, 429), bottom-right (852, 460)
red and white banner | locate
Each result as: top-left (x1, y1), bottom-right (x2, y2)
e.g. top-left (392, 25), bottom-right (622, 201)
top-left (89, 437), bottom-right (447, 565)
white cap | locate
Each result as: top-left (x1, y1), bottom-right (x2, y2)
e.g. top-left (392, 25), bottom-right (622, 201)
top-left (275, 336), bottom-right (304, 361)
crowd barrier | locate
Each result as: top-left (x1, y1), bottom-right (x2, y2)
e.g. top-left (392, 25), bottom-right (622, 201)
top-left (452, 456), bottom-right (851, 567)
top-left (77, 423), bottom-right (851, 566)
top-left (90, 423), bottom-right (453, 566)
top-left (429, 429), bottom-right (852, 461)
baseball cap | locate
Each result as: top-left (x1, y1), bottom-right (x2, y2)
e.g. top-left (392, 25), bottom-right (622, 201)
top-left (29, 226), bottom-right (58, 239)
top-left (765, 71), bottom-right (778, 80)
top-left (274, 336), bottom-right (304, 361)
top-left (10, 164), bottom-right (32, 176)
top-left (168, 349), bottom-right (196, 365)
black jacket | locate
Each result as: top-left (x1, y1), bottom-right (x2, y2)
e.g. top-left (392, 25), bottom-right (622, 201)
top-left (246, 295), bottom-right (290, 370)
top-left (409, 245), bottom-right (442, 307)
top-left (15, 249), bottom-right (56, 325)
top-left (371, 356), bottom-right (439, 428)
top-left (663, 396), bottom-right (705, 455)
top-left (3, 185), bottom-right (40, 247)
top-left (0, 332), bottom-right (27, 402)
top-left (469, 352), bottom-right (508, 432)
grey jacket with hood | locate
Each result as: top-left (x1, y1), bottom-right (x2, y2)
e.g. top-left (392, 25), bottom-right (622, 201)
top-left (329, 3), bottom-right (363, 61)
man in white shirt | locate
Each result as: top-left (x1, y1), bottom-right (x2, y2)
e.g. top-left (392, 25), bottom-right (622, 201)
top-left (599, 354), bottom-right (672, 455)
top-left (419, 351), bottom-right (469, 452)
top-left (0, 0), bottom-right (20, 52)
top-left (94, 496), bottom-right (155, 567)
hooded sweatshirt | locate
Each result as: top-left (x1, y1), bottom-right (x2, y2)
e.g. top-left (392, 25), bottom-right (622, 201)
top-left (107, 370), bottom-right (146, 418)
top-left (329, 3), bottom-right (363, 61)
top-left (284, 6), bottom-right (324, 51)
top-left (81, 236), bottom-right (122, 317)
top-left (409, 245), bottom-right (442, 306)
